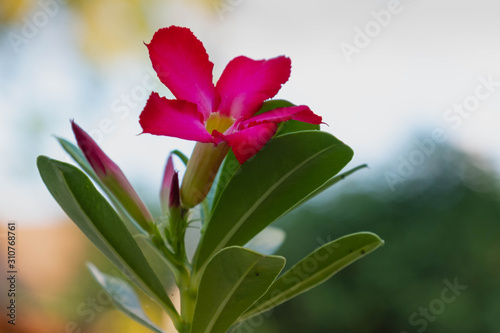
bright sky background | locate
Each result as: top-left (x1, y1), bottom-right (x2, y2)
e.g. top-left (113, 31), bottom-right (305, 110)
top-left (1, 0), bottom-right (499, 225)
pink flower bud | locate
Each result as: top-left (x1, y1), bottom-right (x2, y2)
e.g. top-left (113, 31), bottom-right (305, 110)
top-left (160, 154), bottom-right (175, 215)
top-left (71, 120), bottom-right (154, 232)
top-left (169, 171), bottom-right (180, 210)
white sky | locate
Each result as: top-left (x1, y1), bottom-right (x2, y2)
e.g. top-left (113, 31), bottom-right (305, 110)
top-left (1, 0), bottom-right (499, 225)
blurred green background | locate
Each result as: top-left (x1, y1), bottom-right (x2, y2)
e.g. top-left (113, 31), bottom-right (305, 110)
top-left (266, 144), bottom-right (500, 333)
top-left (1, 0), bottom-right (500, 332)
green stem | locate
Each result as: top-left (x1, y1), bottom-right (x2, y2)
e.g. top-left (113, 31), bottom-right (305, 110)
top-left (171, 211), bottom-right (198, 333)
top-left (155, 207), bottom-right (205, 332)
top-left (178, 267), bottom-right (197, 333)
top-left (151, 232), bottom-right (182, 269)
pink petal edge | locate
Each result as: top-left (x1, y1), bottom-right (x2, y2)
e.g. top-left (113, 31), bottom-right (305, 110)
top-left (139, 92), bottom-right (213, 143)
top-left (240, 105), bottom-right (323, 129)
top-left (147, 26), bottom-right (218, 120)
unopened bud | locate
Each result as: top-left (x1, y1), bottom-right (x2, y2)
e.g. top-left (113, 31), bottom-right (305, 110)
top-left (169, 171), bottom-right (180, 209)
top-left (180, 141), bottom-right (229, 208)
top-left (71, 120), bottom-right (154, 232)
top-left (160, 154), bottom-right (175, 215)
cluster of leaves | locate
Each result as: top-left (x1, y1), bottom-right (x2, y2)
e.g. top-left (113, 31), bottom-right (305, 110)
top-left (37, 100), bottom-right (383, 333)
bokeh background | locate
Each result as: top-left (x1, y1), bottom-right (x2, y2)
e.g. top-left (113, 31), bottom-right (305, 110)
top-left (1, 0), bottom-right (499, 332)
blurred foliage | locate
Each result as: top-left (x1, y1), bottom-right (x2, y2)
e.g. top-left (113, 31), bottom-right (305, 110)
top-left (0, 0), bottom-right (32, 24)
top-left (1, 0), bottom-right (238, 63)
top-left (70, 0), bottom-right (153, 61)
top-left (61, 240), bottom-right (168, 333)
top-left (258, 144), bottom-right (500, 333)
top-left (0, 0), bottom-right (154, 62)
top-left (0, 224), bottom-right (167, 333)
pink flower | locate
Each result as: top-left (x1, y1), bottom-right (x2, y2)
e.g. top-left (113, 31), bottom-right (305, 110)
top-left (140, 26), bottom-right (323, 208)
top-left (139, 26), bottom-right (322, 164)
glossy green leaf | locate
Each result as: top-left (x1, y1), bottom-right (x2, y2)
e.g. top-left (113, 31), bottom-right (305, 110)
top-left (57, 137), bottom-right (146, 236)
top-left (191, 247), bottom-right (285, 333)
top-left (87, 263), bottom-right (165, 333)
top-left (194, 131), bottom-right (353, 272)
top-left (37, 156), bottom-right (179, 323)
top-left (245, 226), bottom-right (286, 255)
top-left (242, 232), bottom-right (384, 320)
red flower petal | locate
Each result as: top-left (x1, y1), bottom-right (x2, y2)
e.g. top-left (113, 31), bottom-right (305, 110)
top-left (214, 123), bottom-right (278, 164)
top-left (139, 92), bottom-right (213, 143)
top-left (147, 26), bottom-right (218, 119)
top-left (216, 56), bottom-right (291, 119)
top-left (240, 105), bottom-right (323, 129)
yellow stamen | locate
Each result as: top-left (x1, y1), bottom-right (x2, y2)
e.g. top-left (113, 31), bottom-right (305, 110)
top-left (205, 113), bottom-right (235, 135)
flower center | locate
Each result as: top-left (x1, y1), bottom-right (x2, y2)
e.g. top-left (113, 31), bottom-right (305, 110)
top-left (205, 113), bottom-right (235, 135)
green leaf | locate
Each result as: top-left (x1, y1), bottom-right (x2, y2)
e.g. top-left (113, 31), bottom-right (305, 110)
top-left (58, 138), bottom-right (176, 293)
top-left (37, 156), bottom-right (179, 323)
top-left (208, 150), bottom-right (240, 212)
top-left (87, 263), bottom-right (165, 333)
top-left (191, 247), bottom-right (285, 333)
top-left (242, 232), bottom-right (384, 320)
top-left (245, 226), bottom-right (286, 255)
top-left (57, 138), bottom-right (173, 283)
top-left (59, 137), bottom-right (178, 286)
top-left (194, 131), bottom-right (353, 272)
top-left (57, 137), bottom-right (146, 236)
top-left (134, 234), bottom-right (177, 292)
